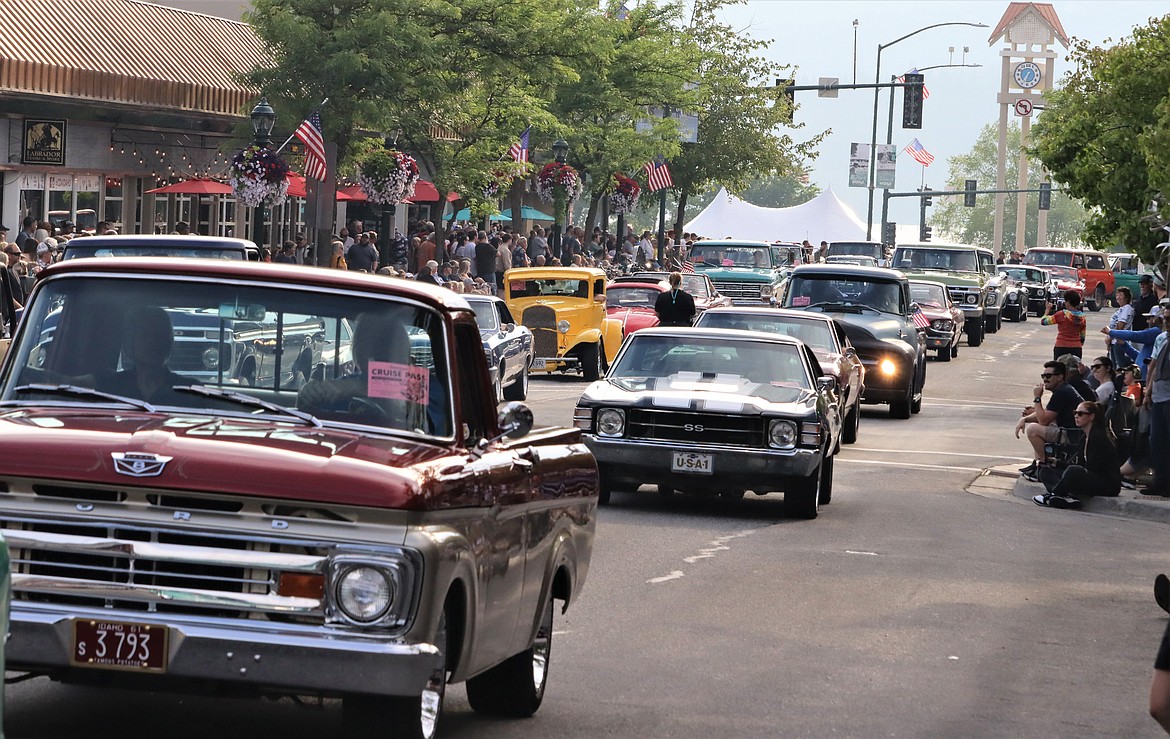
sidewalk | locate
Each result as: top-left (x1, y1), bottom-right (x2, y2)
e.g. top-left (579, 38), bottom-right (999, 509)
top-left (968, 465), bottom-right (1170, 524)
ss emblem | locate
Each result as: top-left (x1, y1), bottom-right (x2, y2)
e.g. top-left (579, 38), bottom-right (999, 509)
top-left (683, 424), bottom-right (704, 432)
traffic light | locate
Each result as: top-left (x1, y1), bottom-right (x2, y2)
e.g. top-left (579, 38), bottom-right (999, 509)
top-left (920, 224), bottom-right (933, 242)
top-left (964, 179), bottom-right (977, 207)
top-left (922, 186), bottom-right (933, 208)
top-left (883, 221), bottom-right (897, 246)
top-left (776, 78), bottom-right (795, 124)
top-left (902, 73), bottom-right (924, 129)
top-left (1038, 182), bottom-right (1052, 210)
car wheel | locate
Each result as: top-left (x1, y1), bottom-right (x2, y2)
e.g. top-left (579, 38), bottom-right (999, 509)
top-left (1019, 308), bottom-right (1027, 322)
top-left (492, 364), bottom-right (504, 403)
top-left (938, 346), bottom-right (952, 362)
top-left (787, 458), bottom-right (821, 519)
top-left (344, 609), bottom-right (447, 739)
top-left (467, 594), bottom-right (553, 718)
top-left (818, 452), bottom-right (835, 504)
top-left (951, 341), bottom-right (959, 358)
top-left (890, 382), bottom-right (912, 419)
top-left (985, 314), bottom-right (999, 334)
top-left (966, 318), bottom-right (983, 347)
top-left (503, 363), bottom-right (528, 401)
top-left (842, 403), bottom-right (860, 444)
top-left (580, 342), bottom-right (602, 382)
top-left (597, 472), bottom-right (614, 506)
top-left (1091, 284), bottom-right (1106, 312)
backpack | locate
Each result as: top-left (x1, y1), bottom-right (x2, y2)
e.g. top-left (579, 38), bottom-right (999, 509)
top-left (1102, 385), bottom-right (1137, 461)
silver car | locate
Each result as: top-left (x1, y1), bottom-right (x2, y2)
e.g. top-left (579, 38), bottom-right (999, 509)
top-left (465, 294), bottom-right (534, 401)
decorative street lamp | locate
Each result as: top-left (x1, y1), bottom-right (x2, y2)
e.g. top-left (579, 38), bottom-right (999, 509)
top-left (381, 127), bottom-right (404, 269)
top-left (249, 97), bottom-right (277, 249)
top-left (865, 22), bottom-right (986, 240)
top-left (551, 139), bottom-right (569, 258)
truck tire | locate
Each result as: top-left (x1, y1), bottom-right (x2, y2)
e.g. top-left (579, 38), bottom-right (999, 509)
top-left (1090, 284), bottom-right (1106, 312)
top-left (467, 594), bottom-right (554, 718)
top-left (985, 313), bottom-right (1000, 334)
top-left (966, 318), bottom-right (983, 347)
top-left (580, 342), bottom-right (602, 382)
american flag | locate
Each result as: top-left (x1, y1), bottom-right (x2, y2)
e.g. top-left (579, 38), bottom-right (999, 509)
top-left (897, 69), bottom-right (931, 99)
top-left (645, 158), bottom-right (673, 192)
top-left (911, 305), bottom-right (931, 330)
top-left (904, 138), bottom-right (935, 167)
top-left (682, 259), bottom-right (695, 274)
top-left (294, 112), bottom-right (328, 181)
top-left (507, 126), bottom-right (531, 163)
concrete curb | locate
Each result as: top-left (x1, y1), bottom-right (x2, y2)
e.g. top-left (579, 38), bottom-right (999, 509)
top-left (982, 464), bottom-right (1170, 524)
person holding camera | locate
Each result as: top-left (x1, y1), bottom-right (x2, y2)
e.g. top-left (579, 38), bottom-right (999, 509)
top-left (1032, 400), bottom-right (1121, 509)
top-left (1039, 289), bottom-right (1087, 360)
top-left (1017, 360), bottom-right (1083, 482)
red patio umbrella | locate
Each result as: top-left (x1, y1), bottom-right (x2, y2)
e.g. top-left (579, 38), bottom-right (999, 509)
top-left (286, 172), bottom-right (307, 198)
top-left (146, 178), bottom-right (231, 195)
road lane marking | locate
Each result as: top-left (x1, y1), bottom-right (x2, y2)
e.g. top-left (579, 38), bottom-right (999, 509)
top-left (850, 447), bottom-right (1031, 462)
top-left (846, 550), bottom-right (879, 556)
top-left (647, 530), bottom-right (756, 583)
top-left (836, 459), bottom-right (986, 473)
top-left (647, 571), bottom-right (685, 583)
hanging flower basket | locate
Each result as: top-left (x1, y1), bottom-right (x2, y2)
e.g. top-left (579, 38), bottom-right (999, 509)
top-left (609, 173), bottom-right (641, 214)
top-left (229, 145), bottom-right (291, 207)
top-left (535, 162), bottom-right (583, 204)
top-left (357, 149), bottom-right (420, 204)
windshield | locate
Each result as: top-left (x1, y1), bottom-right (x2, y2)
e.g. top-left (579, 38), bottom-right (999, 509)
top-left (1046, 266), bottom-right (1080, 282)
top-left (607, 287), bottom-right (660, 309)
top-left (6, 276), bottom-right (452, 438)
top-left (892, 247), bottom-right (978, 273)
top-left (62, 246), bottom-right (245, 260)
top-left (508, 278), bottom-right (590, 298)
top-left (695, 313), bottom-right (836, 352)
top-left (909, 283), bottom-right (948, 309)
top-left (690, 244), bottom-right (772, 269)
top-left (469, 301), bottom-right (498, 331)
top-left (828, 242), bottom-right (882, 258)
top-left (784, 275), bottom-right (905, 315)
top-left (1023, 250), bottom-right (1071, 267)
top-left (610, 335), bottom-right (811, 401)
top-left (999, 267), bottom-right (1048, 283)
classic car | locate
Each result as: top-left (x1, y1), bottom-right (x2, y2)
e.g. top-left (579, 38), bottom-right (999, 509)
top-left (503, 267), bottom-right (623, 381)
top-left (1110, 253), bottom-right (1161, 299)
top-left (464, 294), bottom-right (534, 401)
top-left (0, 258), bottom-right (597, 739)
top-left (890, 242), bottom-right (996, 346)
top-left (605, 281), bottom-right (667, 335)
top-left (824, 255), bottom-right (880, 268)
top-left (781, 264), bottom-right (927, 419)
top-left (997, 265), bottom-right (1057, 319)
top-left (694, 306), bottom-right (865, 444)
top-left (909, 280), bottom-right (964, 361)
top-left (574, 327), bottom-right (841, 519)
top-left (623, 271), bottom-right (733, 315)
top-left (826, 241), bottom-right (889, 268)
top-left (687, 240), bottom-right (788, 304)
top-left (61, 234), bottom-right (262, 261)
top-left (1023, 247), bottom-right (1113, 311)
top-left (1045, 265), bottom-right (1087, 304)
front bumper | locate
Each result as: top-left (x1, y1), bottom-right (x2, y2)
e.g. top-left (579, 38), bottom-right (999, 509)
top-left (857, 356), bottom-right (914, 402)
top-left (584, 436), bottom-right (820, 492)
top-left (8, 605), bottom-right (441, 697)
top-left (924, 330), bottom-right (955, 350)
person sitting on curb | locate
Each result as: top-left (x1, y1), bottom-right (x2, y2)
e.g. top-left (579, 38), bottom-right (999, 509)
top-left (1055, 353), bottom-right (1097, 401)
top-left (1016, 360), bottom-right (1082, 482)
top-left (1032, 400), bottom-right (1121, 509)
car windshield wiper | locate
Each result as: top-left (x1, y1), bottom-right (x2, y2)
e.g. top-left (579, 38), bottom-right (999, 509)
top-left (805, 301), bottom-right (864, 313)
top-left (11, 383), bottom-right (158, 412)
top-left (173, 385), bottom-right (322, 428)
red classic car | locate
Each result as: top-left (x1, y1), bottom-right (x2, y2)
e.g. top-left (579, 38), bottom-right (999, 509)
top-left (909, 280), bottom-right (964, 361)
top-left (620, 271), bottom-right (734, 316)
top-left (605, 281), bottom-right (668, 335)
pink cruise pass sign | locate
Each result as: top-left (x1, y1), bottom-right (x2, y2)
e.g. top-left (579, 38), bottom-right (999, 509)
top-left (368, 361), bottom-right (430, 404)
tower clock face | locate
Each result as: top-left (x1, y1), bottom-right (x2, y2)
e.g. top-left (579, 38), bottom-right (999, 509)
top-left (1014, 62), bottom-right (1042, 89)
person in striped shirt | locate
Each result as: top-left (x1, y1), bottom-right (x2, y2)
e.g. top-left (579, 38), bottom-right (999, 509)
top-left (1040, 290), bottom-right (1087, 360)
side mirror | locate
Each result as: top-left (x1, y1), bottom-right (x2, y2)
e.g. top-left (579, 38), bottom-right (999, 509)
top-left (817, 375), bottom-right (838, 392)
top-left (503, 322), bottom-right (516, 333)
top-left (497, 401), bottom-right (534, 439)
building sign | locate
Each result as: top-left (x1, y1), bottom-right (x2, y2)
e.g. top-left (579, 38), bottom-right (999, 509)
top-left (848, 143), bottom-right (870, 188)
top-left (22, 119), bottom-right (67, 165)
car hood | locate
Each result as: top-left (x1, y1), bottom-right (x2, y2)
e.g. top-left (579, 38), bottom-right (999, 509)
top-left (898, 269), bottom-right (986, 288)
top-left (607, 307), bottom-right (659, 332)
top-left (695, 267), bottom-right (776, 283)
top-left (0, 408), bottom-right (457, 509)
top-left (831, 315), bottom-right (917, 355)
top-left (583, 376), bottom-right (817, 415)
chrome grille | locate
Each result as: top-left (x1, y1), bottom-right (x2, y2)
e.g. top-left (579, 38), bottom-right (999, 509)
top-left (946, 287), bottom-right (981, 306)
top-left (626, 408), bottom-right (765, 447)
top-left (523, 305), bottom-right (559, 358)
top-left (711, 281), bottom-right (764, 303)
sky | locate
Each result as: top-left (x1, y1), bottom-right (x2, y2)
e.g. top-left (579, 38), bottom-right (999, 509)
top-left (713, 0), bottom-right (1167, 235)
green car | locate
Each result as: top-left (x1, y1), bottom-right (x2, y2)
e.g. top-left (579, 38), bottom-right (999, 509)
top-left (689, 240), bottom-right (796, 305)
top-left (1109, 253), bottom-right (1160, 300)
top-left (890, 243), bottom-right (996, 347)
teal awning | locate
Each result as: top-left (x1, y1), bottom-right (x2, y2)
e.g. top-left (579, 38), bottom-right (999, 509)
top-left (453, 208), bottom-right (508, 221)
top-left (500, 206), bottom-right (555, 222)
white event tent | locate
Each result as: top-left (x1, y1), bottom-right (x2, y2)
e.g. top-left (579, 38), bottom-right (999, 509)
top-left (684, 187), bottom-right (869, 243)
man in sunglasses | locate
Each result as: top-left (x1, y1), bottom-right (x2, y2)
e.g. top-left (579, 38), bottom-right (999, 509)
top-left (1016, 360), bottom-right (1083, 481)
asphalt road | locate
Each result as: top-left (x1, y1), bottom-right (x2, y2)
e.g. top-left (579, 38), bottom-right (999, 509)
top-left (8, 310), bottom-right (1169, 738)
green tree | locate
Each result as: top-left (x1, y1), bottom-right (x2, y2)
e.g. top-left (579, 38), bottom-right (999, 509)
top-left (1030, 15), bottom-right (1170, 259)
top-left (931, 122), bottom-right (1086, 249)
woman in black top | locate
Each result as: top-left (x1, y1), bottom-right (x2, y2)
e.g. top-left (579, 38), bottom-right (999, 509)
top-left (654, 272), bottom-right (696, 327)
top-left (1034, 400), bottom-right (1121, 509)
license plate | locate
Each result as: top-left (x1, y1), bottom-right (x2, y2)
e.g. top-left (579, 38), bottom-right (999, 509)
top-left (672, 452), bottom-right (713, 474)
top-left (72, 619), bottom-right (167, 672)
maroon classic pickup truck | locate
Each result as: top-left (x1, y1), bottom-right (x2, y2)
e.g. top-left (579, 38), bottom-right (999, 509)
top-left (0, 258), bottom-right (598, 738)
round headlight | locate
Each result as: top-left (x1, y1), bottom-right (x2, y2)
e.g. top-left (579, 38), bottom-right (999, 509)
top-left (931, 319), bottom-right (952, 331)
top-left (1007, 290), bottom-right (1018, 300)
top-left (202, 347), bottom-right (221, 370)
top-left (760, 284), bottom-right (774, 297)
top-left (336, 566), bottom-right (393, 623)
top-left (556, 319), bottom-right (571, 334)
top-left (596, 408), bottom-right (625, 436)
top-left (965, 294), bottom-right (979, 305)
top-left (880, 359), bottom-right (897, 376)
top-left (985, 291), bottom-right (998, 305)
top-left (769, 419), bottom-right (797, 448)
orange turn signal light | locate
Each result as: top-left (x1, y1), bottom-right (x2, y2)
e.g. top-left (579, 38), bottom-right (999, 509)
top-left (278, 573), bottom-right (325, 599)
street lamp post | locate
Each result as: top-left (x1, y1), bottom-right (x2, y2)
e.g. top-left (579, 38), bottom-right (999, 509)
top-left (551, 139), bottom-right (569, 260)
top-left (380, 128), bottom-right (403, 270)
top-left (865, 22), bottom-right (987, 240)
top-left (249, 97), bottom-right (277, 250)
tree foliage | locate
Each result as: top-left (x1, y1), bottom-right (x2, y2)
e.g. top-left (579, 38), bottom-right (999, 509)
top-left (932, 122), bottom-right (1086, 249)
top-left (1030, 15), bottom-right (1170, 259)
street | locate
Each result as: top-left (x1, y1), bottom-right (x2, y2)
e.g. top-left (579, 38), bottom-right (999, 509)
top-left (7, 311), bottom-right (1168, 738)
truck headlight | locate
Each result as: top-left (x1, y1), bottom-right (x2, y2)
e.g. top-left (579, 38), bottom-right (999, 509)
top-left (335, 566), bottom-right (394, 623)
top-left (597, 408), bottom-right (625, 436)
top-left (880, 359), bottom-right (897, 376)
top-left (202, 347), bottom-right (221, 369)
top-left (768, 419), bottom-right (797, 448)
top-left (965, 294), bottom-right (979, 305)
top-left (760, 284), bottom-right (774, 298)
top-left (985, 291), bottom-right (998, 305)
top-left (557, 319), bottom-right (571, 333)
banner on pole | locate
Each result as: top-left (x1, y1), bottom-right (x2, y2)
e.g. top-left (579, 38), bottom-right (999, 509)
top-left (875, 144), bottom-right (897, 189)
top-left (848, 143), bottom-right (870, 188)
